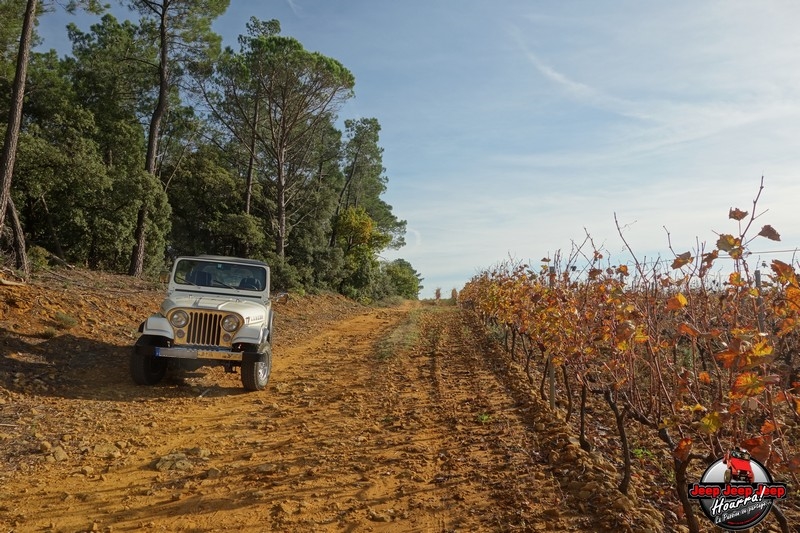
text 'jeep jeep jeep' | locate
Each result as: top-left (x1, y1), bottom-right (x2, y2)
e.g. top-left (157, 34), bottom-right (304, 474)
top-left (131, 255), bottom-right (275, 391)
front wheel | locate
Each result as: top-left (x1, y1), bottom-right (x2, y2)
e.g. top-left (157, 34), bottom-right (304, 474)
top-left (131, 336), bottom-right (168, 385)
top-left (724, 468), bottom-right (732, 483)
top-left (241, 345), bottom-right (272, 391)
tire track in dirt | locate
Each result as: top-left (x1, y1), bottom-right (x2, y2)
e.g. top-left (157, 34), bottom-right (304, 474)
top-left (387, 306), bottom-right (601, 532)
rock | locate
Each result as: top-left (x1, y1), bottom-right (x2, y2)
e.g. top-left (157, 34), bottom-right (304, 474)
top-left (173, 459), bottom-right (193, 471)
top-left (52, 446), bottom-right (69, 462)
top-left (272, 501), bottom-right (293, 515)
top-left (205, 467), bottom-right (221, 479)
top-left (39, 441), bottom-right (53, 453)
top-left (612, 496), bottom-right (635, 512)
top-left (583, 480), bottom-right (604, 493)
top-left (188, 447), bottom-right (210, 458)
top-left (542, 507), bottom-right (561, 519)
top-left (155, 452), bottom-right (194, 472)
top-left (81, 466), bottom-right (95, 476)
top-left (94, 443), bottom-right (122, 459)
top-left (367, 508), bottom-right (391, 522)
top-left (257, 463), bottom-right (278, 474)
top-left (566, 480), bottom-right (583, 491)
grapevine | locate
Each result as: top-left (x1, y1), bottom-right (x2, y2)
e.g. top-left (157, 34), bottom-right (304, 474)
top-left (460, 180), bottom-right (798, 532)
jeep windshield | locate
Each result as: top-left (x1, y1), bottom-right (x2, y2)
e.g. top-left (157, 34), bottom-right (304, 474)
top-left (730, 450), bottom-right (750, 461)
top-left (173, 259), bottom-right (267, 292)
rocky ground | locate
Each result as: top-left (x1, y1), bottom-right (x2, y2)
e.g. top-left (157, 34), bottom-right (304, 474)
top-left (0, 268), bottom-right (795, 532)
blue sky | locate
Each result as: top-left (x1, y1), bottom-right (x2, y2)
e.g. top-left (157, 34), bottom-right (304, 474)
top-left (38, 1), bottom-right (800, 297)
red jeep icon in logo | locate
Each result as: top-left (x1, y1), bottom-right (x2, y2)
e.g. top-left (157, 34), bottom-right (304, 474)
top-left (723, 448), bottom-right (755, 483)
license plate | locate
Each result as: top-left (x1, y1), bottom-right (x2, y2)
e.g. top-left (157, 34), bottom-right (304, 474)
top-left (197, 350), bottom-right (240, 361)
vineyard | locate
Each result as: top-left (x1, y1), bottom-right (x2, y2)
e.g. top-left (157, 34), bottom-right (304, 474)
top-left (459, 182), bottom-right (799, 532)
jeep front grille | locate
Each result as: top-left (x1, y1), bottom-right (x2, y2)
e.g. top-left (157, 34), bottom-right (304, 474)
top-left (169, 310), bottom-right (226, 346)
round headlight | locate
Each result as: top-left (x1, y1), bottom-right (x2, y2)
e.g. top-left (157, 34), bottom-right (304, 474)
top-left (170, 310), bottom-right (189, 328)
top-left (222, 314), bottom-right (240, 332)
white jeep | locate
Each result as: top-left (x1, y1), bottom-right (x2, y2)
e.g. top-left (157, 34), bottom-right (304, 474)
top-left (131, 255), bottom-right (276, 391)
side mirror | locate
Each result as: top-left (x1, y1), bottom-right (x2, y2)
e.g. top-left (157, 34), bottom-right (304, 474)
top-left (271, 292), bottom-right (290, 304)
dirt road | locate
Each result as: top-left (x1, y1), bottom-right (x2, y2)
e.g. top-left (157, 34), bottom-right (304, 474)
top-left (1, 273), bottom-right (667, 532)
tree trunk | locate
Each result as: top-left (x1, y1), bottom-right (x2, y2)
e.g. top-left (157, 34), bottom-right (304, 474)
top-left (129, 3), bottom-right (170, 277)
top-left (276, 177), bottom-right (286, 259)
top-left (244, 99), bottom-right (259, 215)
top-left (275, 154), bottom-right (287, 259)
top-left (0, 0), bottom-right (37, 236)
top-left (40, 195), bottom-right (65, 260)
top-left (8, 197), bottom-right (29, 277)
top-left (329, 149), bottom-right (359, 247)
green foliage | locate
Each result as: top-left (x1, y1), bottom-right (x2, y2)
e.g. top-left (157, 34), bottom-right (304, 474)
top-left (1, 10), bottom-right (421, 304)
top-left (384, 259), bottom-right (423, 299)
top-left (0, 0), bottom-right (26, 84)
top-left (38, 327), bottom-right (58, 339)
top-left (53, 311), bottom-right (78, 329)
top-left (338, 118), bottom-right (406, 248)
top-left (335, 206), bottom-right (391, 251)
top-left (27, 245), bottom-right (49, 271)
top-left (166, 144), bottom-right (243, 255)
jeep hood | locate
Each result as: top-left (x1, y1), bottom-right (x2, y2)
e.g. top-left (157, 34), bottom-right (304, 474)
top-left (161, 295), bottom-right (269, 319)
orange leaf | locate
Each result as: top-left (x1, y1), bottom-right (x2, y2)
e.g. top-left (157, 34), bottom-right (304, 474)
top-left (671, 252), bottom-right (693, 270)
top-left (787, 455), bottom-right (800, 474)
top-left (761, 419), bottom-right (777, 434)
top-left (673, 438), bottom-right (692, 462)
top-left (771, 260), bottom-right (796, 283)
top-left (752, 340), bottom-right (773, 357)
top-left (666, 293), bottom-right (688, 311)
top-left (677, 322), bottom-right (700, 337)
top-left (728, 272), bottom-right (746, 287)
top-left (715, 348), bottom-right (738, 369)
top-left (786, 286), bottom-right (800, 311)
top-left (701, 250), bottom-right (719, 269)
top-left (758, 225), bottom-right (781, 241)
top-left (698, 371), bottom-right (711, 385)
top-left (729, 207), bottom-right (749, 221)
top-left (732, 372), bottom-right (766, 397)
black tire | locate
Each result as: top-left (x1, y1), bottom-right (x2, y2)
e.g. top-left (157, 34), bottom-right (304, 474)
top-left (241, 345), bottom-right (272, 391)
top-left (724, 468), bottom-right (732, 483)
top-left (131, 336), bottom-right (168, 385)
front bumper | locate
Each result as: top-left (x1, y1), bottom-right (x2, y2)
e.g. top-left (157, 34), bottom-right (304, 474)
top-left (135, 344), bottom-right (267, 364)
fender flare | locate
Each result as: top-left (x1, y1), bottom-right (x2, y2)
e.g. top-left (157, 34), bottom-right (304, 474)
top-left (139, 315), bottom-right (174, 340)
